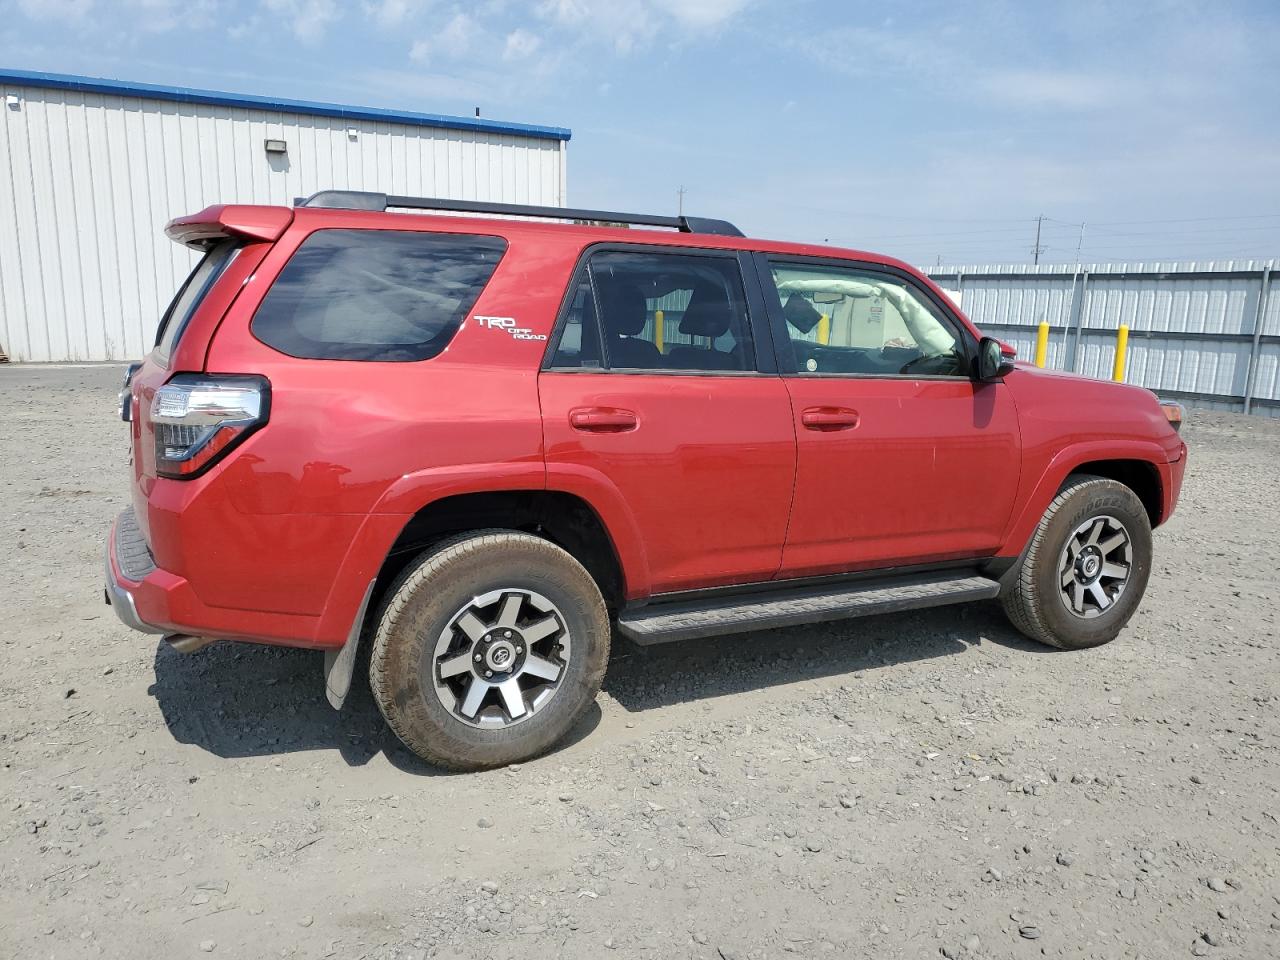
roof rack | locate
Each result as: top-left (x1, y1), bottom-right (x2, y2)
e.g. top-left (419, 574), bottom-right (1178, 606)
top-left (294, 190), bottom-right (744, 238)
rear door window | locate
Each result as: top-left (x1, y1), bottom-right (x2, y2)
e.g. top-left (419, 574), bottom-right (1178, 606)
top-left (551, 250), bottom-right (755, 372)
top-left (252, 229), bottom-right (507, 362)
top-left (550, 277), bottom-right (602, 368)
top-left (154, 240), bottom-right (240, 362)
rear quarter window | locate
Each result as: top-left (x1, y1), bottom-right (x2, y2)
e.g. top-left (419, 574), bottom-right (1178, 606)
top-left (251, 229), bottom-right (507, 362)
top-left (154, 240), bottom-right (240, 363)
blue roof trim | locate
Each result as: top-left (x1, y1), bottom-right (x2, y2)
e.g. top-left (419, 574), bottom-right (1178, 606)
top-left (0, 68), bottom-right (571, 142)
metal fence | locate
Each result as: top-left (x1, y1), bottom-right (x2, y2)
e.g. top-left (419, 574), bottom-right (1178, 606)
top-left (926, 260), bottom-right (1279, 417)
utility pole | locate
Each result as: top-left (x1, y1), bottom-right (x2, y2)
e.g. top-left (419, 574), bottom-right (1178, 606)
top-left (677, 185), bottom-right (686, 216)
top-left (1031, 215), bottom-right (1046, 265)
top-left (1075, 222), bottom-right (1086, 265)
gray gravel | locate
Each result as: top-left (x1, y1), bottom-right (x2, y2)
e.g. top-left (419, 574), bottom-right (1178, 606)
top-left (2, 363), bottom-right (1279, 959)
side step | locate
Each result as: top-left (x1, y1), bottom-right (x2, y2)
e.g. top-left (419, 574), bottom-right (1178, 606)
top-left (616, 571), bottom-right (1000, 645)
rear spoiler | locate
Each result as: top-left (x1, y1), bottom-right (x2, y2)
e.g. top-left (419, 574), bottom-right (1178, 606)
top-left (165, 205), bottom-right (294, 249)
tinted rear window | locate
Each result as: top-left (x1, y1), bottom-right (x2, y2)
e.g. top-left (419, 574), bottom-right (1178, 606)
top-left (251, 229), bottom-right (507, 362)
top-left (547, 249), bottom-right (755, 372)
top-left (155, 240), bottom-right (240, 362)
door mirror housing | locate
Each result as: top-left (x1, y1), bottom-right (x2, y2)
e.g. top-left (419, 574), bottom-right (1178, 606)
top-left (977, 337), bottom-right (1017, 381)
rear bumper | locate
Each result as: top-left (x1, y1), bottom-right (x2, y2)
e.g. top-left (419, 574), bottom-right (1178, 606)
top-left (104, 509), bottom-right (165, 635)
top-left (103, 505), bottom-right (372, 650)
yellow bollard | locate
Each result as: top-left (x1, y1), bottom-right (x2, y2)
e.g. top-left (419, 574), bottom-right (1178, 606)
top-left (817, 313), bottom-right (831, 346)
top-left (1112, 324), bottom-right (1129, 382)
top-left (1034, 321), bottom-right (1049, 368)
top-left (654, 309), bottom-right (664, 353)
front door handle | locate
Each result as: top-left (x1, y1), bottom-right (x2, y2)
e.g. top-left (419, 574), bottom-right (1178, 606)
top-left (800, 407), bottom-right (860, 431)
top-left (569, 407), bottom-right (638, 432)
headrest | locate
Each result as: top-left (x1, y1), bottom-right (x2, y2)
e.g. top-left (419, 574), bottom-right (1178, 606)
top-left (782, 292), bottom-right (823, 334)
top-left (679, 300), bottom-right (733, 338)
top-left (595, 279), bottom-right (648, 336)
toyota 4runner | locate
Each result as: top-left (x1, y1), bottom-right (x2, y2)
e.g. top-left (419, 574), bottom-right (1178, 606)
top-left (106, 191), bottom-right (1188, 770)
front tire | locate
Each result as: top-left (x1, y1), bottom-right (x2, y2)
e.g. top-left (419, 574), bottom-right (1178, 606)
top-left (369, 530), bottom-right (610, 770)
top-left (1001, 475), bottom-right (1153, 650)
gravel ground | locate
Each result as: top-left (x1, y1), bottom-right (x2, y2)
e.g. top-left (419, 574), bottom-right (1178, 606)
top-left (2, 363), bottom-right (1278, 960)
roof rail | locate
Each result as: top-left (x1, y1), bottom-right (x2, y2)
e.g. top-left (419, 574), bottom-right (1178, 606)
top-left (294, 190), bottom-right (744, 238)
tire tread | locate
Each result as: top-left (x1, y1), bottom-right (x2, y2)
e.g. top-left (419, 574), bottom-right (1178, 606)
top-left (1000, 475), bottom-right (1142, 649)
top-left (368, 529), bottom-right (609, 771)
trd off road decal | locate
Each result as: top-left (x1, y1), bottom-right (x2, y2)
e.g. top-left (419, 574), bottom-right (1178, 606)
top-left (474, 316), bottom-right (547, 342)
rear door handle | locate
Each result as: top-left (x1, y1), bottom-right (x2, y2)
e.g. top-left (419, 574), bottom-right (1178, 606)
top-left (569, 407), bottom-right (638, 432)
top-left (800, 407), bottom-right (860, 431)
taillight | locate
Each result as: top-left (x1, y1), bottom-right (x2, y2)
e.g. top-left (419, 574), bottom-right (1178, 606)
top-left (150, 374), bottom-right (269, 478)
top-left (118, 362), bottom-right (142, 421)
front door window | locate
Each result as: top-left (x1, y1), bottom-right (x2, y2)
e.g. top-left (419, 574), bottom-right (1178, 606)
top-left (770, 262), bottom-right (966, 377)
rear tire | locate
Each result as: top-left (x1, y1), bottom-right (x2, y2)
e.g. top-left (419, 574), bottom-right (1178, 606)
top-left (1000, 475), bottom-right (1152, 650)
top-left (369, 530), bottom-right (610, 771)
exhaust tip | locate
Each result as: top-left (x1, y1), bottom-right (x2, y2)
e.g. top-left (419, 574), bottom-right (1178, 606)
top-left (164, 634), bottom-right (216, 654)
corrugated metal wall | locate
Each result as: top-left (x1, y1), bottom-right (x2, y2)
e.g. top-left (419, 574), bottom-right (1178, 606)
top-left (0, 82), bottom-right (566, 362)
top-left (929, 261), bottom-right (1279, 418)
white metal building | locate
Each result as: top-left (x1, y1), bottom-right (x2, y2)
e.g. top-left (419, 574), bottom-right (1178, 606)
top-left (0, 69), bottom-right (570, 362)
top-left (928, 260), bottom-right (1279, 417)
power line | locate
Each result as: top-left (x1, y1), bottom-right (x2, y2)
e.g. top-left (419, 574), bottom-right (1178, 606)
top-left (861, 233), bottom-right (1094, 250)
top-left (1067, 239), bottom-right (1277, 251)
top-left (868, 229), bottom-right (1280, 251)
top-left (819, 209), bottom-right (1280, 265)
top-left (1084, 213), bottom-right (1280, 226)
top-left (829, 222), bottom-right (1088, 246)
top-left (1076, 222), bottom-right (1280, 239)
top-left (787, 203), bottom-right (1033, 224)
top-left (842, 224), bottom-right (1044, 242)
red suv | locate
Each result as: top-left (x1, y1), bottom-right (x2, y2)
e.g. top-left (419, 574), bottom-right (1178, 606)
top-left (106, 191), bottom-right (1188, 770)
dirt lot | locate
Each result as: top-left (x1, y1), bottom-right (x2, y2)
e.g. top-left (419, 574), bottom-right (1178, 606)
top-left (2, 363), bottom-right (1278, 960)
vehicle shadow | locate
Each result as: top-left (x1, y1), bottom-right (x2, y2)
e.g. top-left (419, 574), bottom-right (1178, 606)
top-left (602, 600), bottom-right (1056, 713)
top-left (146, 641), bottom-right (602, 773)
top-left (147, 601), bottom-right (1049, 767)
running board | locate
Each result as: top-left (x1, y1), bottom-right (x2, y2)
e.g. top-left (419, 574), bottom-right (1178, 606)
top-left (616, 571), bottom-right (1000, 645)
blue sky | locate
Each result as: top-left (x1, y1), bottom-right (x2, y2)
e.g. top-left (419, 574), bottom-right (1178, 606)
top-left (4, 0), bottom-right (1279, 265)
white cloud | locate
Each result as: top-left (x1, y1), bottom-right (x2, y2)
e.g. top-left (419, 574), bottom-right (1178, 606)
top-left (362, 0), bottom-right (424, 28)
top-left (16, 0), bottom-right (221, 35)
top-left (503, 27), bottom-right (540, 60)
top-left (536, 0), bottom-right (748, 53)
top-left (536, 0), bottom-right (654, 53)
top-left (357, 66), bottom-right (489, 103)
top-left (409, 11), bottom-right (474, 63)
top-left (227, 15), bottom-right (260, 40)
top-left (976, 69), bottom-right (1126, 110)
top-left (116, 0), bottom-right (218, 34)
top-left (264, 0), bottom-right (341, 43)
top-left (650, 0), bottom-right (750, 29)
top-left (16, 0), bottom-right (94, 20)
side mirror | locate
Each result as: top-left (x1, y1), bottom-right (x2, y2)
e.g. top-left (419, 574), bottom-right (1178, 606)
top-left (977, 337), bottom-right (1017, 381)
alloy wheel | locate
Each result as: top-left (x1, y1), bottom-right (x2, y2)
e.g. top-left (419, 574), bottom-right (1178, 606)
top-left (429, 588), bottom-right (571, 728)
top-left (1057, 515), bottom-right (1132, 619)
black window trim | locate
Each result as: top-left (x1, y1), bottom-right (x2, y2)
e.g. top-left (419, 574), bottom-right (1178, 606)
top-left (153, 241), bottom-right (241, 367)
top-left (249, 226), bottom-right (509, 364)
top-left (750, 252), bottom-right (979, 381)
top-left (540, 242), bottom-right (779, 376)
